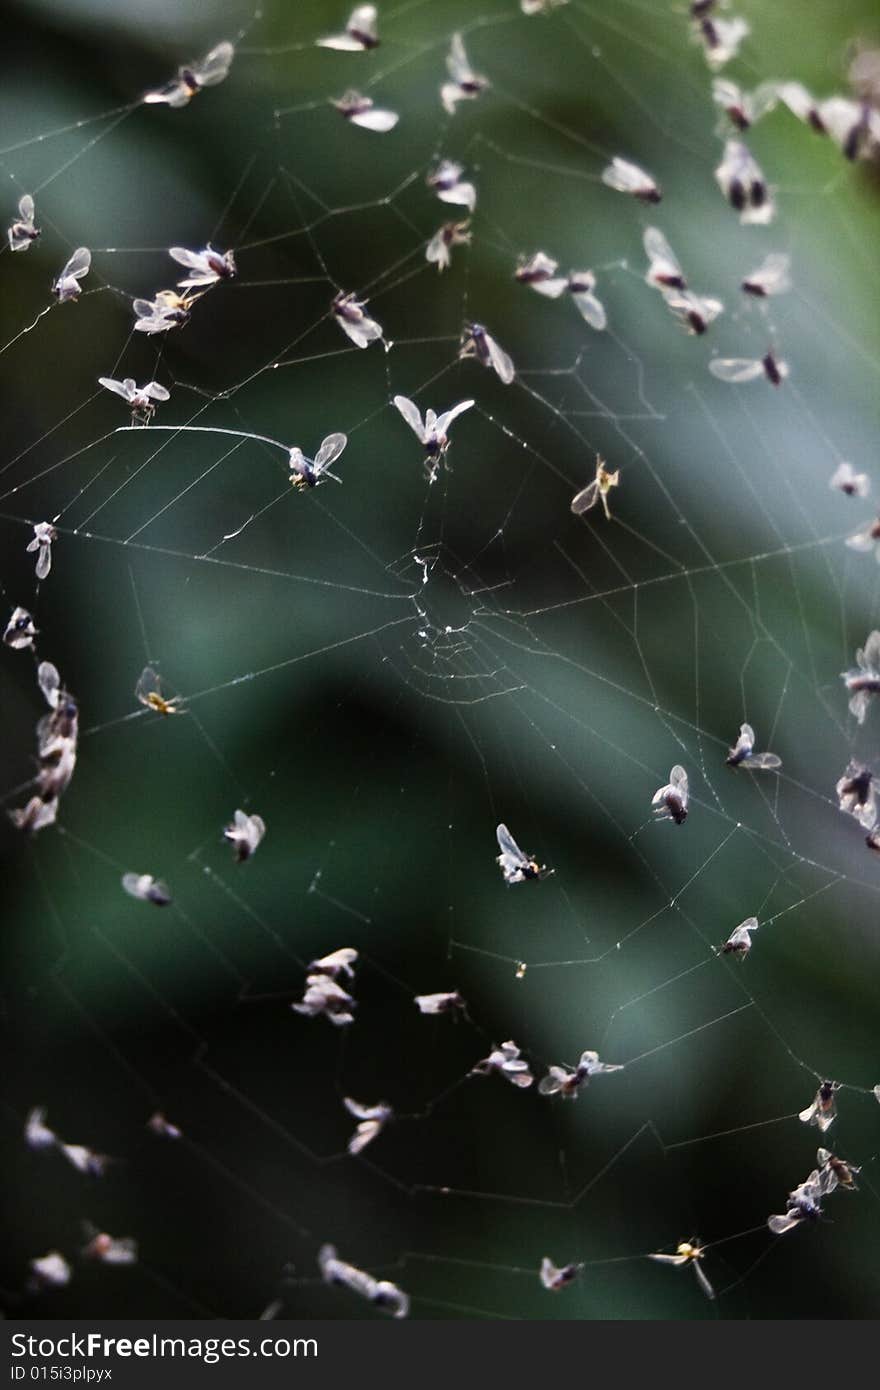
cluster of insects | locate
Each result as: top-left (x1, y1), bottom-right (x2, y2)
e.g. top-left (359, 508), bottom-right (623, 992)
top-left (4, 0), bottom-right (879, 1323)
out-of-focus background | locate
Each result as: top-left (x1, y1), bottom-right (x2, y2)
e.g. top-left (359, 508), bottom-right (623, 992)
top-left (1, 0), bottom-right (879, 1319)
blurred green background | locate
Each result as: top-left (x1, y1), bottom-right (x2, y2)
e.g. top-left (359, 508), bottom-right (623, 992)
top-left (1, 0), bottom-right (879, 1319)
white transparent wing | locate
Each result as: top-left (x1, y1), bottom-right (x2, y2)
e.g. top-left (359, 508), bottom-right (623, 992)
top-left (38, 662), bottom-right (61, 708)
top-left (434, 399), bottom-right (474, 434)
top-left (694, 1262), bottom-right (715, 1300)
top-left (143, 382), bottom-right (171, 401)
top-left (168, 246), bottom-right (205, 270)
top-left (647, 1253), bottom-right (688, 1267)
top-left (768, 1212), bottom-right (800, 1235)
top-left (314, 432), bottom-right (348, 470)
top-left (602, 158), bottom-right (639, 193)
top-left (393, 395), bottom-right (426, 440)
top-left (98, 377), bottom-right (134, 401)
top-left (745, 752), bottom-right (782, 770)
top-left (669, 765), bottom-right (688, 792)
top-left (446, 33), bottom-right (471, 83)
top-left (740, 722), bottom-right (755, 747)
top-left (63, 246), bottom-right (91, 280)
top-left (496, 823), bottom-right (524, 860)
top-left (350, 108), bottom-right (399, 131)
top-left (538, 1070), bottom-right (565, 1095)
top-left (486, 334), bottom-right (514, 384)
top-left (135, 665), bottom-right (162, 703)
top-left (643, 225), bottom-right (682, 279)
top-left (194, 42), bottom-right (234, 86)
top-left (19, 194), bottom-right (35, 222)
top-left (343, 1096), bottom-right (381, 1120)
top-left (709, 358), bottom-right (763, 383)
top-left (436, 181), bottom-right (476, 211)
top-left (318, 33), bottom-right (365, 51)
top-left (571, 480), bottom-right (599, 515)
top-left (570, 288), bottom-right (606, 330)
top-left (862, 629), bottom-right (880, 669)
top-left (35, 546), bottom-right (52, 580)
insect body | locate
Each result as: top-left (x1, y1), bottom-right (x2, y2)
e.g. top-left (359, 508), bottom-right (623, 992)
top-left (289, 432), bottom-right (348, 489)
top-left (725, 722), bottom-right (781, 769)
top-left (459, 323), bottom-right (514, 384)
top-left (98, 377), bottom-right (170, 425)
top-left (651, 765), bottom-right (689, 824)
top-left (135, 665), bottom-right (184, 715)
top-left (52, 247), bottom-right (91, 301)
top-left (317, 6), bottom-right (380, 51)
top-left (648, 1241), bottom-right (714, 1299)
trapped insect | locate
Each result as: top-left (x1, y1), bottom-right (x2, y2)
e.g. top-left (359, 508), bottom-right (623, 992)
top-left (460, 323), bottom-right (514, 384)
top-left (332, 90), bottom-right (399, 132)
top-left (426, 219), bottom-right (471, 271)
top-left (343, 1097), bottom-right (392, 1155)
top-left (652, 765), bottom-right (689, 824)
top-left (292, 976), bottom-right (356, 1026)
top-left (767, 1174), bottom-right (823, 1235)
top-left (133, 288), bottom-right (203, 334)
top-left (441, 32), bottom-right (490, 115)
top-left (289, 432), bottom-right (348, 489)
top-left (61, 1142), bottom-right (109, 1177)
top-left (98, 377), bottom-right (170, 425)
top-left (741, 252), bottom-right (791, 298)
top-left (693, 15), bottom-right (749, 70)
top-left (538, 1049), bottom-right (624, 1098)
top-left (719, 916), bottom-right (758, 959)
top-left (715, 141), bottom-right (774, 224)
top-left (27, 522), bottom-right (57, 580)
top-left (648, 1241), bottom-right (714, 1300)
top-left (4, 606), bottom-right (37, 650)
top-left (147, 1112), bottom-right (182, 1140)
top-left (319, 1245), bottom-right (409, 1319)
top-left (571, 457), bottom-right (620, 520)
top-left (709, 351), bottom-right (788, 386)
top-left (308, 947), bottom-right (358, 980)
top-left (332, 291), bottom-right (384, 348)
top-left (516, 252), bottom-right (568, 298)
top-left (816, 1147), bottom-right (860, 1194)
top-left (144, 41), bottom-right (234, 108)
top-left (829, 461), bottom-right (869, 497)
top-left (52, 247), bottom-right (90, 302)
top-left (122, 873), bottom-right (172, 906)
top-left (841, 630), bottom-right (880, 724)
top-left (780, 87), bottom-right (880, 159)
top-left (317, 5), bottom-right (380, 51)
top-left (169, 244), bottom-right (236, 288)
top-left (799, 1080), bottom-right (840, 1133)
top-left (392, 395), bottom-right (474, 480)
top-left (711, 78), bottom-right (777, 132)
top-left (835, 762), bottom-right (875, 829)
top-left (726, 722), bottom-right (781, 770)
top-left (427, 160), bottom-right (477, 212)
top-left (8, 194), bottom-right (39, 252)
top-left (661, 288), bottom-right (723, 336)
top-left (415, 991), bottom-right (465, 1015)
top-left (643, 227), bottom-right (687, 290)
top-left (223, 809), bottom-right (266, 861)
top-left (495, 822), bottom-right (552, 883)
top-left (82, 1226), bottom-right (138, 1265)
top-left (601, 157), bottom-right (661, 203)
top-left (471, 1040), bottom-right (534, 1088)
top-left (135, 665), bottom-right (184, 715)
top-left (540, 1258), bottom-right (582, 1291)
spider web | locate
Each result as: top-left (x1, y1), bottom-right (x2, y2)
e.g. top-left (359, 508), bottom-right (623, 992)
top-left (1, 0), bottom-right (879, 1321)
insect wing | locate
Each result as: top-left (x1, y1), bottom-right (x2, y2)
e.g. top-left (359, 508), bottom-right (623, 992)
top-left (194, 41), bottom-right (234, 87)
top-left (446, 33), bottom-right (473, 85)
top-left (349, 107), bottom-right (398, 131)
top-left (434, 399), bottom-right (474, 436)
top-left (496, 822), bottom-right (526, 864)
top-left (484, 332), bottom-right (514, 384)
top-left (571, 479), bottom-right (599, 515)
top-left (709, 358), bottom-right (764, 383)
top-left (745, 751), bottom-right (781, 770)
top-left (62, 246), bottom-right (91, 282)
top-left (647, 1253), bottom-right (689, 1267)
top-left (393, 395), bottom-right (426, 441)
top-left (313, 432), bottom-right (348, 477)
top-left (693, 1261), bottom-right (715, 1300)
top-left (143, 382), bottom-right (171, 402)
top-left (98, 376), bottom-right (135, 401)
